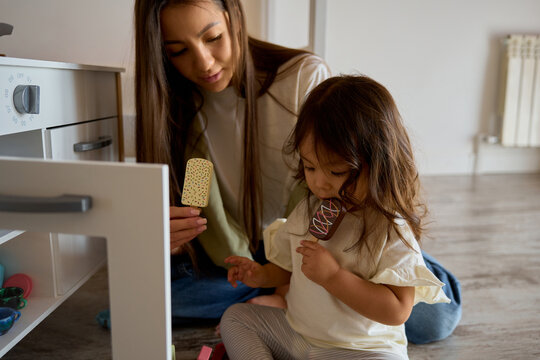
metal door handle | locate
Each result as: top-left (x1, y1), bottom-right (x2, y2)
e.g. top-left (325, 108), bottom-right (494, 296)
top-left (73, 136), bottom-right (112, 152)
top-left (0, 194), bottom-right (92, 213)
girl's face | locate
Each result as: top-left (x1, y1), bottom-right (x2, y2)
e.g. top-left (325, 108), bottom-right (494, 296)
top-left (299, 133), bottom-right (369, 205)
top-left (160, 1), bottom-right (234, 92)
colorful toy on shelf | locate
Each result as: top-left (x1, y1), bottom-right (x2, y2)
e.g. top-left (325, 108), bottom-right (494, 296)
top-left (3, 273), bottom-right (32, 298)
top-left (0, 307), bottom-right (21, 336)
top-left (0, 287), bottom-right (27, 309)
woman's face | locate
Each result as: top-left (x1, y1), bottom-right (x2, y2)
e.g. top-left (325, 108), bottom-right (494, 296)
top-left (160, 1), bottom-right (234, 92)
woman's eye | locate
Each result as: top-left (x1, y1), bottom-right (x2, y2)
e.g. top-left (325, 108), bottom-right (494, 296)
top-left (169, 48), bottom-right (187, 57)
top-left (331, 171), bottom-right (348, 177)
top-left (207, 34), bottom-right (222, 43)
top-left (304, 166), bottom-right (315, 172)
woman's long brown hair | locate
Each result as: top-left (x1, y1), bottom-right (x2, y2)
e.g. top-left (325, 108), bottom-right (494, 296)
top-left (286, 75), bottom-right (427, 251)
top-left (135, 0), bottom-right (311, 255)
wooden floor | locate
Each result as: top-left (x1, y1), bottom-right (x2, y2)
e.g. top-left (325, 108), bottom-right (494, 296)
top-left (408, 174), bottom-right (540, 360)
top-left (3, 173), bottom-right (540, 359)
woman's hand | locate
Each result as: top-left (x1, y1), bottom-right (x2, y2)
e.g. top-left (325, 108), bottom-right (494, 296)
top-left (170, 206), bottom-right (207, 254)
top-left (296, 240), bottom-right (340, 286)
top-left (225, 256), bottom-right (266, 289)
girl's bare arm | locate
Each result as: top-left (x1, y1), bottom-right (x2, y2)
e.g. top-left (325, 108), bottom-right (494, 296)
top-left (297, 240), bottom-right (414, 326)
top-left (225, 256), bottom-right (291, 289)
top-left (323, 270), bottom-right (415, 326)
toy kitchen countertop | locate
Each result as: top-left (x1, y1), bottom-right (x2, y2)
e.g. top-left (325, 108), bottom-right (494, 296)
top-left (0, 56), bottom-right (123, 71)
top-left (0, 57), bottom-right (125, 357)
top-left (0, 56), bottom-right (124, 138)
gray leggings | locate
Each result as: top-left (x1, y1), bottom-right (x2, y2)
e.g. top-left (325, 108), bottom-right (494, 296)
top-left (220, 303), bottom-right (405, 360)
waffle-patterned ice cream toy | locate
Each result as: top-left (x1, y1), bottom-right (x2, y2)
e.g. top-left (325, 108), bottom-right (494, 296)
top-left (181, 158), bottom-right (214, 208)
top-left (309, 198), bottom-right (347, 241)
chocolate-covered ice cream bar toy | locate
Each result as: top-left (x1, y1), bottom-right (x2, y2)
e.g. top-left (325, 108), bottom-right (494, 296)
top-left (309, 198), bottom-right (347, 241)
top-left (181, 158), bottom-right (213, 208)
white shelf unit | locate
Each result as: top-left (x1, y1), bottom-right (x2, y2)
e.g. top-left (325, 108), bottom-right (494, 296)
top-left (0, 57), bottom-right (125, 357)
top-left (0, 158), bottom-right (172, 359)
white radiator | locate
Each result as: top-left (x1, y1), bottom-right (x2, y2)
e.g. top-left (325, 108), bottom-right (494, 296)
top-left (500, 34), bottom-right (540, 147)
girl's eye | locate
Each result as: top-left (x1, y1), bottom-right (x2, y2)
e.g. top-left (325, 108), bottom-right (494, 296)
top-left (207, 34), bottom-right (222, 43)
top-left (331, 171), bottom-right (348, 177)
top-left (304, 166), bottom-right (315, 172)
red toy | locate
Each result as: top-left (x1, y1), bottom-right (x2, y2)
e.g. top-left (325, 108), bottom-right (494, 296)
top-left (197, 343), bottom-right (228, 360)
top-left (3, 273), bottom-right (32, 298)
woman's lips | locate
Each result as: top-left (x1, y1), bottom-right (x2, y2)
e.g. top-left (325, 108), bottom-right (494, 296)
top-left (201, 70), bottom-right (223, 84)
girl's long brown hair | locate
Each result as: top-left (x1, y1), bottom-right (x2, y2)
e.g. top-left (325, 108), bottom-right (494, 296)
top-left (135, 0), bottom-right (311, 255)
top-left (286, 75), bottom-right (427, 250)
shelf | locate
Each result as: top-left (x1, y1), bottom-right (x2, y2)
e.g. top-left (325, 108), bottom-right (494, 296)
top-left (0, 296), bottom-right (62, 357)
top-left (0, 258), bottom-right (106, 357)
top-left (0, 229), bottom-right (24, 246)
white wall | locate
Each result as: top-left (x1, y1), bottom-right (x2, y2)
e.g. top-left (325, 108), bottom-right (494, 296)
top-left (0, 0), bottom-right (133, 66)
top-left (2, 0), bottom-right (540, 174)
top-left (241, 0), bottom-right (266, 39)
top-left (0, 0), bottom-right (137, 155)
top-left (242, 0), bottom-right (311, 49)
top-left (319, 0), bottom-right (540, 175)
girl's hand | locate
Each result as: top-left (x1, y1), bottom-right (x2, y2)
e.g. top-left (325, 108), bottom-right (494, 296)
top-left (225, 256), bottom-right (266, 288)
top-left (296, 240), bottom-right (340, 286)
top-left (169, 206), bottom-right (207, 254)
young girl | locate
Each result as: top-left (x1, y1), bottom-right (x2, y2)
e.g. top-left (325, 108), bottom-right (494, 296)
top-left (221, 75), bottom-right (450, 359)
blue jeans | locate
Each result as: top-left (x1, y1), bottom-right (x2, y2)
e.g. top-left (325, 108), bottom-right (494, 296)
top-left (96, 243), bottom-right (266, 329)
top-left (170, 242), bottom-right (269, 324)
top-left (405, 251), bottom-right (462, 344)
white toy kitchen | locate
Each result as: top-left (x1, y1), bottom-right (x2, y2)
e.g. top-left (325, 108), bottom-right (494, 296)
top-left (0, 55), bottom-right (123, 355)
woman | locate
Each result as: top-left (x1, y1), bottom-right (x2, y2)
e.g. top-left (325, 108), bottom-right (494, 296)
top-left (134, 0), bottom-right (329, 320)
top-left (131, 0), bottom-right (460, 343)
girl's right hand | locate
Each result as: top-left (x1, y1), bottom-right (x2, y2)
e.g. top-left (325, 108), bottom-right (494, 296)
top-left (170, 206), bottom-right (207, 254)
top-left (225, 256), bottom-right (265, 288)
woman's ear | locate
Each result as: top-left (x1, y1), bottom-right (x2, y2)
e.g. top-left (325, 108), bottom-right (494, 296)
top-left (222, 6), bottom-right (241, 40)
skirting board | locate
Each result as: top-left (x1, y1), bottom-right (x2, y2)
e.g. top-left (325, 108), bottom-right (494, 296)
top-left (474, 142), bottom-right (540, 174)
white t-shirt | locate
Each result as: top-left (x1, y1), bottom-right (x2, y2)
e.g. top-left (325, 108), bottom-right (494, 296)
top-left (198, 54), bottom-right (330, 229)
top-left (264, 198), bottom-right (450, 359)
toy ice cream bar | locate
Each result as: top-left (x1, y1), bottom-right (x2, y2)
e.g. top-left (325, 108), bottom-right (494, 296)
top-left (309, 198), bottom-right (346, 241)
top-left (181, 158), bottom-right (213, 208)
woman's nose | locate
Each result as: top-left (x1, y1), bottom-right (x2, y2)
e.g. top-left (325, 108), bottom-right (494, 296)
top-left (194, 45), bottom-right (214, 72)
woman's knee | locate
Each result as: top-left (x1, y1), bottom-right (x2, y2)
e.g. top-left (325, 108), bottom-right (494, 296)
top-left (405, 301), bottom-right (462, 344)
